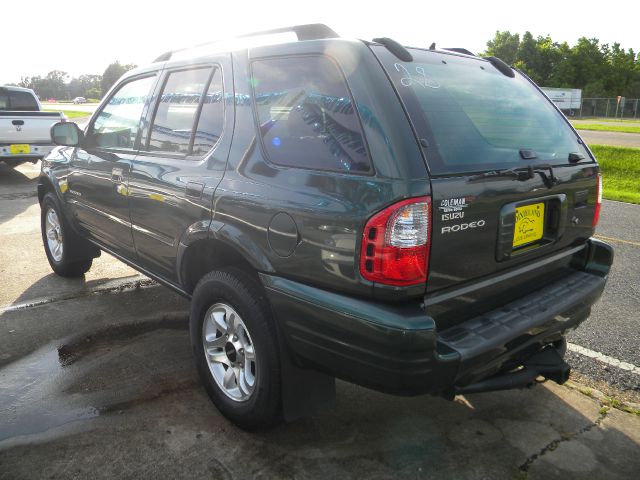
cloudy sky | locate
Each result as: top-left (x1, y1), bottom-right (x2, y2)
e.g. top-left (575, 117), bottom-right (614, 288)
top-left (2, 0), bottom-right (638, 84)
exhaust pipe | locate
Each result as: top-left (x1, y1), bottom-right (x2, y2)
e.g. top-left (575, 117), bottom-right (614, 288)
top-left (454, 345), bottom-right (571, 396)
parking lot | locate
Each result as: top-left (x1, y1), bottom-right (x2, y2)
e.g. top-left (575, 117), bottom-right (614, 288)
top-left (1, 161), bottom-right (639, 479)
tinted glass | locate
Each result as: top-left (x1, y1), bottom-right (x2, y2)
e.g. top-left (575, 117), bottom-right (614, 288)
top-left (148, 68), bottom-right (211, 154)
top-left (10, 91), bottom-right (39, 110)
top-left (0, 91), bottom-right (39, 111)
top-left (192, 69), bottom-right (224, 156)
top-left (252, 56), bottom-right (371, 173)
top-left (380, 49), bottom-right (589, 174)
top-left (89, 75), bottom-right (156, 149)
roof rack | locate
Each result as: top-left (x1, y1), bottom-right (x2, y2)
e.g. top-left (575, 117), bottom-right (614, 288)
top-left (372, 37), bottom-right (413, 62)
top-left (153, 23), bottom-right (340, 62)
top-left (443, 48), bottom-right (475, 56)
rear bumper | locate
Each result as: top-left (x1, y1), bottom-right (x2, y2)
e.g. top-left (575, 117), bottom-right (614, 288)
top-left (262, 239), bottom-right (613, 395)
top-left (0, 144), bottom-right (55, 160)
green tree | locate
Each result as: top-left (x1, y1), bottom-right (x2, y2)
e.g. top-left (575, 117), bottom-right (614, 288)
top-left (514, 32), bottom-right (541, 82)
top-left (564, 37), bottom-right (607, 91)
top-left (485, 31), bottom-right (520, 64)
top-left (546, 41), bottom-right (575, 87)
top-left (483, 31), bottom-right (640, 98)
top-left (101, 61), bottom-right (137, 97)
top-left (24, 71), bottom-right (68, 100)
top-left (605, 43), bottom-right (637, 95)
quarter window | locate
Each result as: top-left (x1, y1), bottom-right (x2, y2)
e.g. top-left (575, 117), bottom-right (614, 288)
top-left (88, 75), bottom-right (156, 149)
top-left (251, 56), bottom-right (371, 173)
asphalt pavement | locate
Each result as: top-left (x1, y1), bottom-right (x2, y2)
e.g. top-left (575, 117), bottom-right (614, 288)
top-left (576, 129), bottom-right (640, 147)
top-left (567, 200), bottom-right (640, 394)
top-left (0, 161), bottom-right (638, 479)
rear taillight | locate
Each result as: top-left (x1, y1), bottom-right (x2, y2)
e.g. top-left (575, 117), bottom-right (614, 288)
top-left (360, 197), bottom-right (431, 286)
top-left (593, 172), bottom-right (602, 228)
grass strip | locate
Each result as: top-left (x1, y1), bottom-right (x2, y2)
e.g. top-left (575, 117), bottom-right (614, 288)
top-left (573, 123), bottom-right (640, 134)
top-left (589, 144), bottom-right (640, 204)
top-left (574, 118), bottom-right (640, 124)
top-left (43, 108), bottom-right (91, 119)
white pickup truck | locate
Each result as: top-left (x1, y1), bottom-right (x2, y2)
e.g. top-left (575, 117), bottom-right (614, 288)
top-left (1, 86), bottom-right (65, 166)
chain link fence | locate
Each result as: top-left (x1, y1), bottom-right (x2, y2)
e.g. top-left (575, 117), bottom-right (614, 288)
top-left (568, 98), bottom-right (640, 119)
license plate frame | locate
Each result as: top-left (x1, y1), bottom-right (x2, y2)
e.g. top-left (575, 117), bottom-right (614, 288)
top-left (513, 202), bottom-right (545, 248)
top-left (10, 144), bottom-right (30, 154)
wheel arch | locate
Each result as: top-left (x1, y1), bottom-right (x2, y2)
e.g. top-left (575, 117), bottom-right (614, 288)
top-left (177, 221), bottom-right (275, 294)
top-left (37, 172), bottom-right (62, 205)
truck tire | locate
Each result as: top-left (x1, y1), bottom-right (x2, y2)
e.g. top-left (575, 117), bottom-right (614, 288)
top-left (41, 192), bottom-right (93, 277)
top-left (190, 267), bottom-right (282, 430)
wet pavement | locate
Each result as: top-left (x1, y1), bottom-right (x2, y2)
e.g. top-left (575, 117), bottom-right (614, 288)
top-left (1, 161), bottom-right (639, 479)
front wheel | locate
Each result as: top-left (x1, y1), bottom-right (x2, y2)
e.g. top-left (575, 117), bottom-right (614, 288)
top-left (190, 268), bottom-right (282, 430)
top-left (41, 192), bottom-right (93, 277)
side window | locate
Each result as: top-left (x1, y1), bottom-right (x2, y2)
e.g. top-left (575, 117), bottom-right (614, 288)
top-left (192, 69), bottom-right (224, 156)
top-left (251, 56), bottom-right (371, 173)
top-left (88, 75), bottom-right (156, 149)
top-left (147, 67), bottom-right (216, 155)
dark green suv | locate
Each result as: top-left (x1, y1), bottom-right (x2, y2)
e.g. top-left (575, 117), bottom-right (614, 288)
top-left (40, 24), bottom-right (613, 429)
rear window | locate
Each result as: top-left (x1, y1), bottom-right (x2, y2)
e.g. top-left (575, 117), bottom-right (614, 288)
top-left (0, 90), bottom-right (39, 111)
top-left (192, 69), bottom-right (224, 156)
top-left (251, 55), bottom-right (372, 174)
top-left (375, 48), bottom-right (590, 175)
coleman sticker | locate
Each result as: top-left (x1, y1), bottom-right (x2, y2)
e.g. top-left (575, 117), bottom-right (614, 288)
top-left (439, 197), bottom-right (470, 221)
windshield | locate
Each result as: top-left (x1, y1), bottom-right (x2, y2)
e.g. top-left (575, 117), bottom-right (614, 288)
top-left (374, 47), bottom-right (590, 175)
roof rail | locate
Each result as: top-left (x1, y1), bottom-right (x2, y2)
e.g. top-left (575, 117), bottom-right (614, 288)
top-left (443, 48), bottom-right (475, 56)
top-left (372, 37), bottom-right (413, 62)
top-left (153, 23), bottom-right (340, 62)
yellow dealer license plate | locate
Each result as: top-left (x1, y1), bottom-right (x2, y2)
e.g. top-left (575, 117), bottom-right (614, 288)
top-left (10, 144), bottom-right (30, 154)
top-left (513, 202), bottom-right (545, 248)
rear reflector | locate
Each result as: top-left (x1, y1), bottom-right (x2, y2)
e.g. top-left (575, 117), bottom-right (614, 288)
top-left (593, 172), bottom-right (602, 228)
top-left (360, 197), bottom-right (431, 286)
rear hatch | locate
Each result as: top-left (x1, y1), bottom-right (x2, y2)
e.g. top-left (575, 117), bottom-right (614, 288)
top-left (370, 46), bottom-right (600, 327)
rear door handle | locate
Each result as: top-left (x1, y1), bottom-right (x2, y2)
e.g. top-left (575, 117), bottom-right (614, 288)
top-left (111, 167), bottom-right (124, 183)
top-left (12, 120), bottom-right (24, 126)
top-left (185, 181), bottom-right (204, 199)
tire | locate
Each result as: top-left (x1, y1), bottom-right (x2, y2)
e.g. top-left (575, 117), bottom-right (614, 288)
top-left (190, 267), bottom-right (282, 430)
top-left (41, 192), bottom-right (93, 277)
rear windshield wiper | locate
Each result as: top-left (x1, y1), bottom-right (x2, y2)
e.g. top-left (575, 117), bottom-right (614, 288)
top-left (468, 164), bottom-right (558, 188)
top-left (568, 152), bottom-right (586, 163)
top-left (468, 166), bottom-right (535, 182)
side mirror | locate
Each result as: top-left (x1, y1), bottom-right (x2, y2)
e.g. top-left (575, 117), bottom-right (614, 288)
top-left (51, 122), bottom-right (84, 147)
